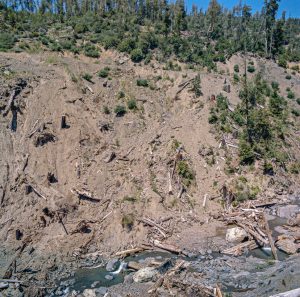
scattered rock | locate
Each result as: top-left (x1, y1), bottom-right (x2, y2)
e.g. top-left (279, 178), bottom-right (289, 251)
top-left (105, 274), bottom-right (114, 281)
top-left (127, 261), bottom-right (142, 271)
top-left (83, 289), bottom-right (96, 297)
top-left (95, 287), bottom-right (108, 295)
top-left (275, 236), bottom-right (300, 254)
top-left (133, 267), bottom-right (158, 283)
top-left (106, 258), bottom-right (119, 272)
top-left (277, 205), bottom-right (300, 219)
top-left (226, 227), bottom-right (248, 243)
top-left (103, 151), bottom-right (116, 163)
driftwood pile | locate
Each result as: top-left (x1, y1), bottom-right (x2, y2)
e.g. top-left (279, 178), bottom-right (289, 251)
top-left (219, 205), bottom-right (279, 258)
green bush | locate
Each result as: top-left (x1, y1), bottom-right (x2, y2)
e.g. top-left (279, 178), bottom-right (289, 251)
top-left (271, 81), bottom-right (279, 91)
top-left (285, 74), bottom-right (292, 80)
top-left (103, 36), bottom-right (119, 49)
top-left (114, 105), bottom-right (126, 117)
top-left (84, 44), bottom-right (100, 58)
top-left (127, 99), bottom-right (137, 110)
top-left (130, 48), bottom-right (144, 63)
top-left (98, 67), bottom-right (110, 78)
top-left (136, 79), bottom-right (148, 87)
top-left (233, 73), bottom-right (239, 82)
top-left (292, 109), bottom-right (300, 117)
top-left (278, 55), bottom-right (287, 68)
top-left (208, 113), bottom-right (218, 124)
top-left (247, 65), bottom-right (255, 73)
top-left (118, 38), bottom-right (135, 53)
top-left (239, 141), bottom-right (255, 165)
top-left (82, 73), bottom-right (93, 82)
top-left (234, 64), bottom-right (239, 73)
top-left (176, 160), bottom-right (195, 187)
top-left (74, 23), bottom-right (88, 34)
top-left (0, 33), bottom-right (15, 51)
top-left (287, 91), bottom-right (295, 99)
top-left (118, 91), bottom-right (125, 99)
top-left (296, 98), bottom-right (300, 105)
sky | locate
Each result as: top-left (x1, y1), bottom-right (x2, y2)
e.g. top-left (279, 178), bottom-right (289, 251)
top-left (186, 0), bottom-right (300, 18)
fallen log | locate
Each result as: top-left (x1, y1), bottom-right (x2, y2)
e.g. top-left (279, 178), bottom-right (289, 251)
top-left (152, 240), bottom-right (188, 256)
top-left (148, 260), bottom-right (185, 294)
top-left (222, 240), bottom-right (259, 255)
top-left (3, 89), bottom-right (16, 117)
top-left (71, 188), bottom-right (100, 203)
top-left (139, 218), bottom-right (167, 238)
top-left (115, 247), bottom-right (146, 257)
top-left (262, 212), bottom-right (278, 260)
top-left (236, 222), bottom-right (268, 245)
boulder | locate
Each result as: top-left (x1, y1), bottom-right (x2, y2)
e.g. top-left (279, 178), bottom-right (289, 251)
top-left (226, 227), bottom-right (248, 243)
top-left (277, 205), bottom-right (300, 219)
top-left (95, 287), bottom-right (108, 296)
top-left (133, 267), bottom-right (158, 283)
top-left (127, 261), bottom-right (142, 270)
top-left (275, 236), bottom-right (300, 254)
top-left (83, 289), bottom-right (96, 297)
top-left (106, 258), bottom-right (118, 272)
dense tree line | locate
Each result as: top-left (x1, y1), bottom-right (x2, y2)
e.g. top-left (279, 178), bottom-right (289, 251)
top-left (0, 0), bottom-right (300, 67)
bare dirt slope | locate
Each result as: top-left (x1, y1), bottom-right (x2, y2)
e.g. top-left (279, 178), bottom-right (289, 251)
top-left (0, 51), bottom-right (299, 289)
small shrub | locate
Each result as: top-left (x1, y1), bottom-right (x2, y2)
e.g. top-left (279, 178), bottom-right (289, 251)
top-left (118, 91), bottom-right (125, 99)
top-left (234, 64), bottom-right (239, 73)
top-left (114, 105), bottom-right (126, 117)
top-left (285, 74), bottom-right (292, 80)
top-left (233, 73), bottom-right (239, 83)
top-left (289, 162), bottom-right (300, 174)
top-left (82, 73), bottom-right (93, 82)
top-left (84, 44), bottom-right (100, 58)
top-left (278, 55), bottom-right (287, 68)
top-left (121, 214), bottom-right (134, 231)
top-left (296, 98), bottom-right (300, 105)
top-left (130, 48), bottom-right (144, 63)
top-left (292, 109), bottom-right (300, 117)
top-left (122, 196), bottom-right (137, 203)
top-left (287, 91), bottom-right (295, 99)
top-left (103, 106), bottom-right (110, 114)
top-left (271, 81), bottom-right (279, 91)
top-left (98, 67), bottom-right (110, 78)
top-left (136, 79), bottom-right (149, 87)
top-left (0, 33), bottom-right (15, 51)
top-left (247, 65), bottom-right (255, 73)
top-left (177, 160), bottom-right (195, 187)
top-left (127, 99), bottom-right (137, 110)
top-left (74, 23), bottom-right (88, 34)
top-left (208, 113), bottom-right (218, 124)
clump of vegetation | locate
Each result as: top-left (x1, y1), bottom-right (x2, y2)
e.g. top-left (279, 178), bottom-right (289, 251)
top-left (136, 79), bottom-right (149, 87)
top-left (114, 105), bottom-right (126, 117)
top-left (121, 214), bottom-right (134, 231)
top-left (285, 74), bottom-right (292, 80)
top-left (177, 160), bottom-right (195, 187)
top-left (127, 99), bottom-right (137, 110)
top-left (289, 162), bottom-right (300, 174)
top-left (103, 105), bottom-right (110, 114)
top-left (191, 74), bottom-right (202, 97)
top-left (122, 195), bottom-right (137, 203)
top-left (0, 33), bottom-right (16, 51)
top-left (98, 67), bottom-right (110, 78)
top-left (234, 64), bottom-right (239, 73)
top-left (271, 81), bottom-right (279, 91)
top-left (84, 44), bottom-right (100, 58)
top-left (118, 90), bottom-right (125, 99)
top-left (233, 73), bottom-right (239, 83)
top-left (130, 48), bottom-right (144, 63)
top-left (82, 73), bottom-right (93, 83)
top-left (230, 178), bottom-right (260, 203)
top-left (247, 65), bottom-right (255, 73)
top-left (287, 90), bottom-right (295, 99)
top-left (292, 109), bottom-right (300, 117)
top-left (163, 60), bottom-right (181, 71)
top-left (297, 98), bottom-right (300, 105)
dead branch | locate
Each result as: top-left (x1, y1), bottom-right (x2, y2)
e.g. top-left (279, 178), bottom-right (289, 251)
top-left (71, 188), bottom-right (101, 203)
top-left (3, 89), bottom-right (16, 117)
top-left (140, 218), bottom-right (168, 238)
top-left (152, 240), bottom-right (188, 256)
top-left (115, 247), bottom-right (146, 257)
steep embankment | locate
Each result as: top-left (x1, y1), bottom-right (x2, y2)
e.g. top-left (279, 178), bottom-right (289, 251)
top-left (0, 51), bottom-right (299, 296)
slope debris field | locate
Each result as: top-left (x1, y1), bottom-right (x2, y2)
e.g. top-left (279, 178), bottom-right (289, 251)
top-left (1, 0), bottom-right (300, 297)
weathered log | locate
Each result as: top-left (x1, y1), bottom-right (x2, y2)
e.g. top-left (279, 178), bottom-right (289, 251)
top-left (262, 212), bottom-right (278, 260)
top-left (3, 89), bottom-right (16, 117)
top-left (236, 223), bottom-right (268, 245)
top-left (222, 240), bottom-right (259, 255)
top-left (61, 115), bottom-right (67, 129)
top-left (71, 188), bottom-right (100, 203)
top-left (115, 247), bottom-right (146, 257)
top-left (152, 240), bottom-right (188, 256)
